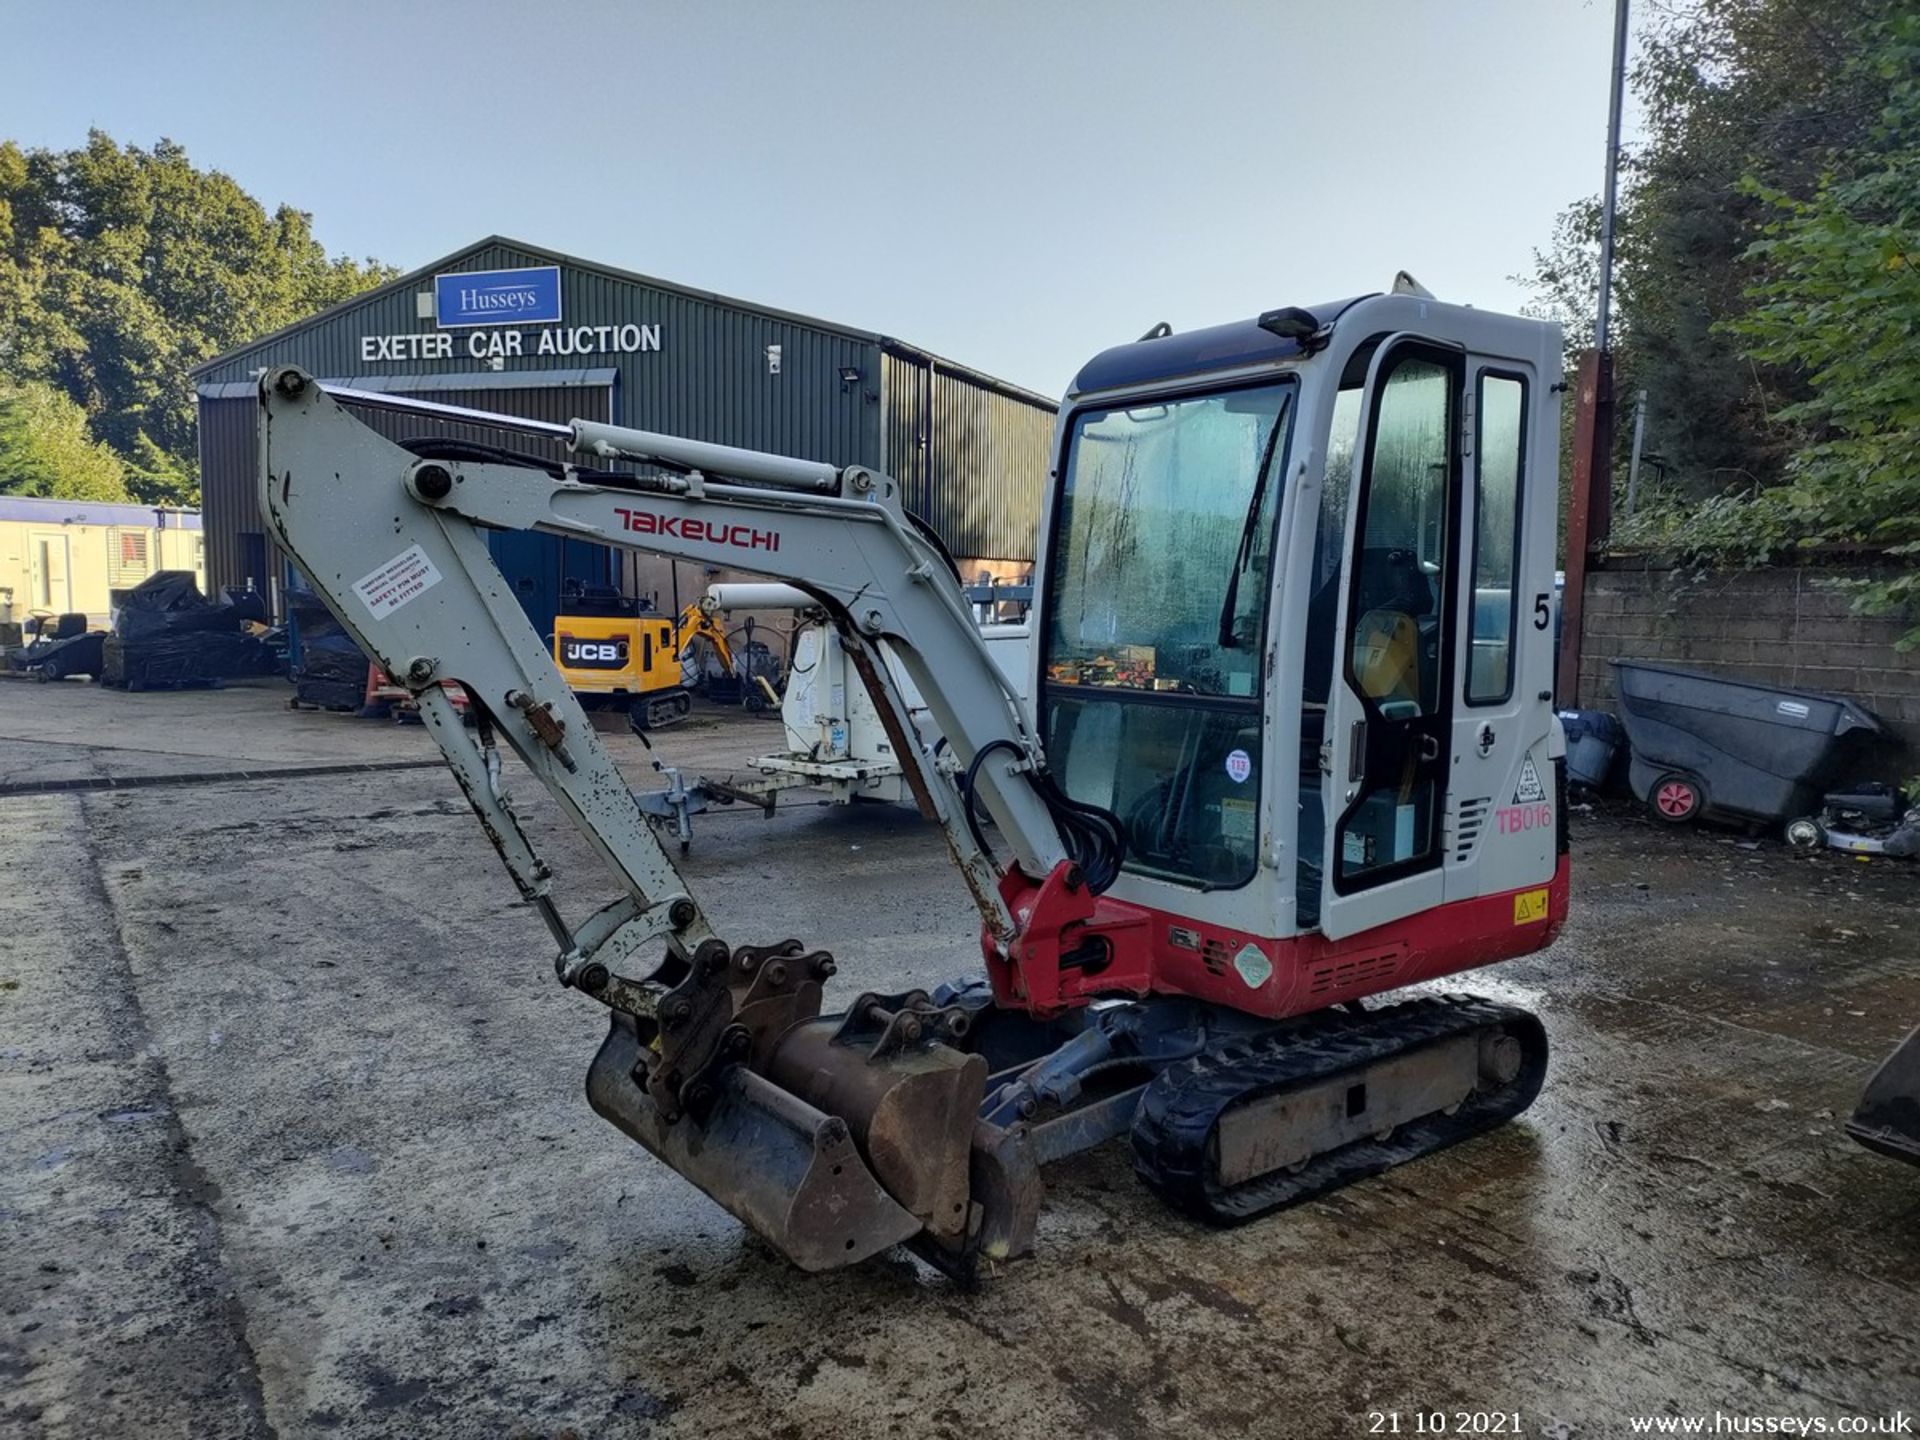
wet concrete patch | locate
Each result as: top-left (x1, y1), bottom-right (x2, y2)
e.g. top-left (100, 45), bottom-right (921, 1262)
top-left (3, 698), bottom-right (1917, 1436)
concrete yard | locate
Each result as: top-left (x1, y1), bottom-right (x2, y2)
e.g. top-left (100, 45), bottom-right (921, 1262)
top-left (3, 678), bottom-right (1916, 1439)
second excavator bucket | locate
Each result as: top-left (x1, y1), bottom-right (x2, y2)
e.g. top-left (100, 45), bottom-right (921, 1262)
top-left (1848, 1025), bottom-right (1920, 1168)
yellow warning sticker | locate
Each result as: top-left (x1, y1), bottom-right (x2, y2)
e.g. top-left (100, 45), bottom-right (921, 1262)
top-left (1513, 888), bottom-right (1550, 925)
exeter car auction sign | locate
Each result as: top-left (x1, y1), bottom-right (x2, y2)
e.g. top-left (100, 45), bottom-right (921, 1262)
top-left (359, 325), bottom-right (663, 363)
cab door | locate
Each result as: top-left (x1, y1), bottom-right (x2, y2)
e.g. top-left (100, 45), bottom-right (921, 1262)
top-left (1319, 338), bottom-right (1464, 940)
top-left (1445, 363), bottom-right (1548, 902)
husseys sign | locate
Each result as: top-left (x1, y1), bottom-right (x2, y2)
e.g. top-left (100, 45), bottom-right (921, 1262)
top-left (358, 265), bottom-right (665, 363)
top-left (435, 266), bottom-right (563, 326)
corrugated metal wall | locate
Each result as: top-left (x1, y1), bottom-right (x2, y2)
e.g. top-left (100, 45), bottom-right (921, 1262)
top-left (194, 241), bottom-right (885, 471)
top-left (194, 237), bottom-right (1055, 572)
top-left (881, 348), bottom-right (1056, 563)
top-left (196, 380), bottom-right (614, 632)
top-left (196, 396), bottom-right (257, 599)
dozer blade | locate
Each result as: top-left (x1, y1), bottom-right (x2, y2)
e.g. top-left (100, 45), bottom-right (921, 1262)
top-left (586, 1016), bottom-right (921, 1270)
top-left (1848, 1025), bottom-right (1920, 1168)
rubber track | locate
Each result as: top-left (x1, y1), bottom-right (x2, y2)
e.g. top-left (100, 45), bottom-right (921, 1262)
top-left (635, 688), bottom-right (692, 731)
top-left (1130, 993), bottom-right (1548, 1224)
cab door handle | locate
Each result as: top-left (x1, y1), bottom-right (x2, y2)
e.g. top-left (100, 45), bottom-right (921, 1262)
top-left (1416, 733), bottom-right (1441, 763)
top-left (1348, 719), bottom-right (1367, 782)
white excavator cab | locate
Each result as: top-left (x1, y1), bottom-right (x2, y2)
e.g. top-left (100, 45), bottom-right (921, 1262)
top-left (1035, 294), bottom-right (1564, 983)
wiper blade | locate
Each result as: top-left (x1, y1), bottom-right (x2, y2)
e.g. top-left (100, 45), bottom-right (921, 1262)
top-left (1217, 395), bottom-right (1292, 649)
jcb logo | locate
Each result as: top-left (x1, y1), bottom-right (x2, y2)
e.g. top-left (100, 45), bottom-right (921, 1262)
top-left (560, 637), bottom-right (627, 669)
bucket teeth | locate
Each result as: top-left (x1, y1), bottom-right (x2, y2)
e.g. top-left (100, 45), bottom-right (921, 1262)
top-left (767, 1008), bottom-right (987, 1246)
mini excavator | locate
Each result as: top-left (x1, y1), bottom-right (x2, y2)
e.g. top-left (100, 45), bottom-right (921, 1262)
top-left (255, 287), bottom-right (1571, 1273)
top-left (550, 583), bottom-right (737, 729)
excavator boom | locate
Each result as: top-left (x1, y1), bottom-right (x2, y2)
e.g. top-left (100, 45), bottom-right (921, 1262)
top-left (257, 367), bottom-right (1116, 1267)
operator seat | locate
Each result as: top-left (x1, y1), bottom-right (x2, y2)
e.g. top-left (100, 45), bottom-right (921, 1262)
top-left (1302, 547), bottom-right (1432, 710)
top-left (1350, 547), bottom-right (1432, 712)
top-left (1353, 609), bottom-right (1422, 713)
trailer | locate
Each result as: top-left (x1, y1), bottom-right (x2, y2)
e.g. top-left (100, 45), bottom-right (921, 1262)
top-left (638, 581), bottom-right (1030, 848)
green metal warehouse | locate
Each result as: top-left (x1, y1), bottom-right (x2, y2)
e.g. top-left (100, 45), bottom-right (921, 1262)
top-left (191, 236), bottom-right (1057, 629)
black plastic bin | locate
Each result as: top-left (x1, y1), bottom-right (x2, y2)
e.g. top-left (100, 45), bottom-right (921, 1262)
top-left (1558, 709), bottom-right (1622, 790)
top-left (1612, 660), bottom-right (1886, 827)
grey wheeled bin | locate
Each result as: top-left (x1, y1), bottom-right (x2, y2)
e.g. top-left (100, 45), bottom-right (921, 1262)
top-left (1611, 660), bottom-right (1887, 828)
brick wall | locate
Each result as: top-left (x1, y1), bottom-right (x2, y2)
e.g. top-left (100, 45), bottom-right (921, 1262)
top-left (1579, 558), bottom-right (1920, 751)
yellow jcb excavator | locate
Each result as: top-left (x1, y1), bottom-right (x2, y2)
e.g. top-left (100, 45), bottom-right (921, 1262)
top-left (551, 583), bottom-right (736, 728)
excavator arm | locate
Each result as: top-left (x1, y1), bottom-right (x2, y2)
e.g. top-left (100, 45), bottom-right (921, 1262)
top-left (671, 599), bottom-right (739, 680)
top-left (259, 369), bottom-right (1090, 939)
top-left (256, 368), bottom-right (1126, 1269)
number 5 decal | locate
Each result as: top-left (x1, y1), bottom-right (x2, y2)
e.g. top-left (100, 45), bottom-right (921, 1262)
top-left (1533, 593), bottom-right (1551, 630)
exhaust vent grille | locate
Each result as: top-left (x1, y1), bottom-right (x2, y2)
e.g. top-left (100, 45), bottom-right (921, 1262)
top-left (1452, 795), bottom-right (1493, 863)
top-left (1306, 950), bottom-right (1401, 999)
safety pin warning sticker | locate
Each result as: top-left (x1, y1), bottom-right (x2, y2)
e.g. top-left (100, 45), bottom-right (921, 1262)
top-left (1512, 755), bottom-right (1546, 804)
top-left (353, 544), bottom-right (442, 620)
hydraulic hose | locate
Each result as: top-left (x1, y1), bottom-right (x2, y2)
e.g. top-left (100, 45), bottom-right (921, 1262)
top-left (395, 436), bottom-right (651, 490)
top-left (961, 740), bottom-right (1126, 895)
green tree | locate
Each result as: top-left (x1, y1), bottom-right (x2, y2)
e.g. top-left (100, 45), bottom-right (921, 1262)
top-left (1727, 15), bottom-right (1920, 645)
top-left (0, 378), bottom-right (130, 501)
top-left (0, 131), bottom-right (393, 506)
top-left (1520, 0), bottom-right (1902, 502)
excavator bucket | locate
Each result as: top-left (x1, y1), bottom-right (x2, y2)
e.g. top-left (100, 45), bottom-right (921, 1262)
top-left (1848, 1026), bottom-right (1920, 1168)
top-left (587, 1016), bottom-right (923, 1269)
top-left (583, 956), bottom-right (1003, 1271)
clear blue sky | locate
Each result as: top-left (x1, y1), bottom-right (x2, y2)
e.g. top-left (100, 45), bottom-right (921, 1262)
top-left (5, 0), bottom-right (1633, 397)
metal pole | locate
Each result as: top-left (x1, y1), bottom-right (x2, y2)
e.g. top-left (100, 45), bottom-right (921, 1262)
top-left (1594, 0), bottom-right (1630, 354)
top-left (1556, 0), bottom-right (1631, 708)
